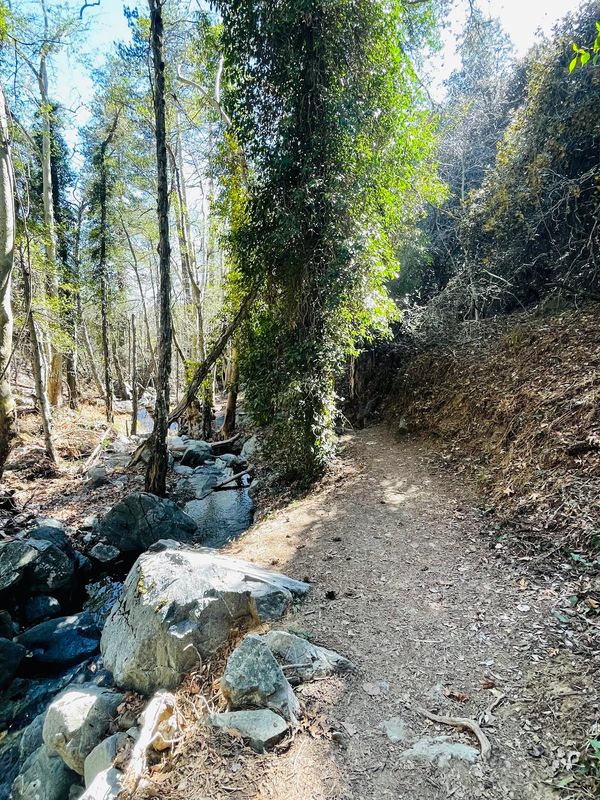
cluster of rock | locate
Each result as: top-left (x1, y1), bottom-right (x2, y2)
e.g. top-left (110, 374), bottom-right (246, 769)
top-left (1, 430), bottom-right (352, 798)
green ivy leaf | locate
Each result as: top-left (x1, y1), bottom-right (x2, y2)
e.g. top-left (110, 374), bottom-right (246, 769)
top-left (569, 56), bottom-right (578, 72)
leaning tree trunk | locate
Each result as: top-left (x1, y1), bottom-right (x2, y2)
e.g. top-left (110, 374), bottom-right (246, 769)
top-left (0, 84), bottom-right (15, 474)
top-left (145, 0), bottom-right (172, 497)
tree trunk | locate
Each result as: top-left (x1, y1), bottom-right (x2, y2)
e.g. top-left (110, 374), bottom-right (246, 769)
top-left (145, 0), bottom-right (172, 497)
top-left (19, 243), bottom-right (56, 463)
top-left (38, 58), bottom-right (62, 407)
top-left (65, 201), bottom-right (85, 410)
top-left (96, 114), bottom-right (120, 423)
top-left (78, 297), bottom-right (105, 399)
top-left (131, 314), bottom-right (138, 436)
top-left (0, 84), bottom-right (15, 474)
top-left (221, 341), bottom-right (239, 439)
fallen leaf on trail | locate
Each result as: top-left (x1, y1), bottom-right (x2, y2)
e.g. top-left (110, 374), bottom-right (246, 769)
top-left (517, 604), bottom-right (531, 612)
top-left (518, 578), bottom-right (529, 591)
top-left (362, 682), bottom-right (381, 697)
top-left (481, 678), bottom-right (496, 689)
top-left (443, 686), bottom-right (469, 703)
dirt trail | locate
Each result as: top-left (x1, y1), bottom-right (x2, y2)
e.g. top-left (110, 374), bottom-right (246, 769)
top-left (178, 425), bottom-right (594, 800)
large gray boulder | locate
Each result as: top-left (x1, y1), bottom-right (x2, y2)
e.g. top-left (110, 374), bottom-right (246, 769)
top-left (96, 493), bottom-right (197, 553)
top-left (11, 744), bottom-right (81, 800)
top-left (180, 440), bottom-right (213, 467)
top-left (43, 684), bottom-right (124, 775)
top-left (101, 548), bottom-right (309, 695)
top-left (0, 636), bottom-right (25, 688)
top-left (16, 613), bottom-right (101, 670)
top-left (221, 635), bottom-right (300, 723)
top-left (260, 630), bottom-right (353, 684)
top-left (210, 709), bottom-right (287, 753)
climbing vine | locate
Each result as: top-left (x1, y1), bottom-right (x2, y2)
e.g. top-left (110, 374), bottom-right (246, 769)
top-left (217, 0), bottom-right (443, 483)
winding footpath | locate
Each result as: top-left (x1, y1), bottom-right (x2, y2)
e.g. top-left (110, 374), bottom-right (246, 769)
top-left (171, 426), bottom-right (597, 800)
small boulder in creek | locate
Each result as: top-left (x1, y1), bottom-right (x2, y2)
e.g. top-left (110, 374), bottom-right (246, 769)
top-left (260, 630), bottom-right (353, 684)
top-left (11, 744), bottom-right (81, 800)
top-left (43, 683), bottom-right (125, 775)
top-left (96, 493), bottom-right (197, 553)
top-left (0, 539), bottom-right (39, 592)
top-left (23, 595), bottom-right (62, 625)
top-left (221, 635), bottom-right (300, 723)
top-left (210, 709), bottom-right (287, 753)
top-left (100, 548), bottom-right (309, 695)
top-left (0, 636), bottom-right (26, 688)
top-left (16, 612), bottom-right (101, 670)
top-left (180, 440), bottom-right (213, 467)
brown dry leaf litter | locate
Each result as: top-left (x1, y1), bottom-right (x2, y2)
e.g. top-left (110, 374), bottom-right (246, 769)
top-left (387, 302), bottom-right (600, 561)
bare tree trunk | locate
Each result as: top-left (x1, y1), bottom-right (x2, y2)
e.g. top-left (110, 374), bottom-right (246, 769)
top-left (19, 242), bottom-right (56, 463)
top-left (65, 201), bottom-right (84, 409)
top-left (96, 113), bottom-right (120, 423)
top-left (78, 297), bottom-right (105, 399)
top-left (131, 314), bottom-right (138, 436)
top-left (0, 84), bottom-right (15, 474)
top-left (129, 287), bottom-right (257, 467)
top-left (38, 55), bottom-right (62, 407)
top-left (145, 0), bottom-right (172, 497)
top-left (121, 220), bottom-right (156, 366)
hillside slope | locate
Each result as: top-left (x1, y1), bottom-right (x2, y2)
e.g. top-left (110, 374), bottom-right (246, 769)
top-left (387, 303), bottom-right (600, 560)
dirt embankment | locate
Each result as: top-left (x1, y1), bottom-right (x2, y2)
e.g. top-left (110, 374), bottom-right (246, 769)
top-left (386, 303), bottom-right (600, 560)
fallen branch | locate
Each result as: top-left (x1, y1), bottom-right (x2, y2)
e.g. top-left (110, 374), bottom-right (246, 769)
top-left (212, 467), bottom-right (253, 491)
top-left (79, 425), bottom-right (113, 475)
top-left (211, 432), bottom-right (242, 456)
top-left (128, 287), bottom-right (258, 468)
top-left (415, 706), bottom-right (492, 761)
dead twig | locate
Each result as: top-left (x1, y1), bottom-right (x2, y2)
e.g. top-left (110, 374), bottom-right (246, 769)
top-left (415, 706), bottom-right (492, 760)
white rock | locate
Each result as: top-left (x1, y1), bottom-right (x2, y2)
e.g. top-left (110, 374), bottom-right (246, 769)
top-left (43, 684), bottom-right (124, 775)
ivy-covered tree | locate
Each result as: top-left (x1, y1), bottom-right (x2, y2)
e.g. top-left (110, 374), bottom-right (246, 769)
top-left (218, 0), bottom-right (442, 483)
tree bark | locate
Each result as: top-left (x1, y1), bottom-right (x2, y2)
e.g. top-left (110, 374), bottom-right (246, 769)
top-left (96, 113), bottom-right (120, 423)
top-left (221, 341), bottom-right (239, 439)
top-left (145, 0), bottom-right (172, 497)
top-left (131, 314), bottom-right (138, 436)
top-left (19, 242), bottom-right (56, 463)
top-left (38, 55), bottom-right (62, 407)
top-left (0, 84), bottom-right (15, 474)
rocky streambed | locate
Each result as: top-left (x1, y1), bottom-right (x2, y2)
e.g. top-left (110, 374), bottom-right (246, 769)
top-left (0, 429), bottom-right (311, 799)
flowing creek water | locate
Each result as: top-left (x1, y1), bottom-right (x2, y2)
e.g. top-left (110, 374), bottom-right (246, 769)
top-left (0, 431), bottom-right (255, 798)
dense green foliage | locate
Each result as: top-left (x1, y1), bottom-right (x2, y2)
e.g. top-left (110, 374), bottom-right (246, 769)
top-left (461, 3), bottom-right (600, 313)
top-left (218, 0), bottom-right (442, 482)
top-left (407, 2), bottom-right (600, 323)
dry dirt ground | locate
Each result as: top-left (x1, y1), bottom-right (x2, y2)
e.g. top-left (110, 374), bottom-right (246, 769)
top-left (152, 426), bottom-right (598, 800)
